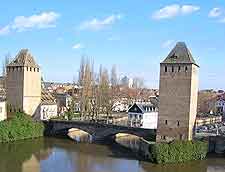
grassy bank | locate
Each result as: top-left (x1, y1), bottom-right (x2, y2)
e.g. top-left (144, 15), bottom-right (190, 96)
top-left (0, 112), bottom-right (44, 143)
top-left (149, 140), bottom-right (208, 164)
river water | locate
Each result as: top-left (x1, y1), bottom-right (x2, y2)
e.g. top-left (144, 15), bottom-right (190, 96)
top-left (0, 137), bottom-right (225, 172)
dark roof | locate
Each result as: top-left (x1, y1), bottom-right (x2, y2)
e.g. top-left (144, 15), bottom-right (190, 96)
top-left (161, 42), bottom-right (199, 67)
top-left (128, 102), bottom-right (158, 114)
top-left (7, 49), bottom-right (39, 68)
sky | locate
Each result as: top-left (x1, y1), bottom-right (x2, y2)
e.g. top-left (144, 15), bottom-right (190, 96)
top-left (0, 0), bottom-right (225, 90)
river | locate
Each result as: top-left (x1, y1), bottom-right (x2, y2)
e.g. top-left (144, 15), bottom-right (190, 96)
top-left (0, 137), bottom-right (225, 172)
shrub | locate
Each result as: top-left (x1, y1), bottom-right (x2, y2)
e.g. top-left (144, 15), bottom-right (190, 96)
top-left (149, 140), bottom-right (208, 164)
top-left (0, 112), bottom-right (44, 143)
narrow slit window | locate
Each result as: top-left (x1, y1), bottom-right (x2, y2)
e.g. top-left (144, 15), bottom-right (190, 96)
top-left (178, 66), bottom-right (181, 72)
top-left (165, 66), bottom-right (167, 72)
top-left (172, 66), bottom-right (174, 72)
top-left (165, 120), bottom-right (168, 125)
top-left (185, 66), bottom-right (188, 72)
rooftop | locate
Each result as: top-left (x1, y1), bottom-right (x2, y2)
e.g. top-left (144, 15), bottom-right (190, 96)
top-left (7, 49), bottom-right (39, 68)
top-left (161, 42), bottom-right (199, 67)
top-left (41, 90), bottom-right (56, 105)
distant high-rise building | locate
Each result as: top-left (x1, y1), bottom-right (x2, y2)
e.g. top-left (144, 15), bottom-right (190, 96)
top-left (120, 76), bottom-right (129, 87)
top-left (156, 42), bottom-right (199, 142)
top-left (6, 49), bottom-right (41, 116)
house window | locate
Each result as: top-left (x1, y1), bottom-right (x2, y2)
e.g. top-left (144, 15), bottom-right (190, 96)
top-left (185, 66), bottom-right (188, 72)
top-left (165, 66), bottom-right (167, 72)
top-left (172, 66), bottom-right (174, 72)
top-left (177, 121), bottom-right (180, 127)
top-left (163, 136), bottom-right (166, 140)
top-left (178, 66), bottom-right (181, 72)
top-left (165, 120), bottom-right (168, 125)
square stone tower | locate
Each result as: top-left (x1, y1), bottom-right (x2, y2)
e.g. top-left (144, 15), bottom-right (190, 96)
top-left (156, 42), bottom-right (199, 142)
top-left (6, 49), bottom-right (41, 116)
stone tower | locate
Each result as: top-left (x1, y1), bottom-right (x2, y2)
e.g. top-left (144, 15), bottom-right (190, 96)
top-left (6, 49), bottom-right (41, 116)
top-left (156, 42), bottom-right (199, 142)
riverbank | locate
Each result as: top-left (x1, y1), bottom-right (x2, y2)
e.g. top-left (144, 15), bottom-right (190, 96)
top-left (0, 112), bottom-right (44, 143)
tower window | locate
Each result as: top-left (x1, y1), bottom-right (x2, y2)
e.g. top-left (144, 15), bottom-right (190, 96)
top-left (37, 68), bottom-right (39, 72)
top-left (165, 120), bottom-right (168, 125)
top-left (177, 121), bottom-right (180, 127)
top-left (185, 66), bottom-right (188, 72)
top-left (179, 134), bottom-right (183, 140)
top-left (178, 66), bottom-right (181, 72)
top-left (172, 66), bottom-right (174, 72)
top-left (27, 67), bottom-right (29, 71)
top-left (34, 68), bottom-right (36, 72)
top-left (30, 67), bottom-right (32, 71)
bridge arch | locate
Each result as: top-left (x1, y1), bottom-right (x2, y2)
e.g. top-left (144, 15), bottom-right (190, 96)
top-left (43, 120), bottom-right (156, 142)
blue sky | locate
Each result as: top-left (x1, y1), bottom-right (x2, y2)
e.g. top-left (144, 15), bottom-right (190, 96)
top-left (0, 0), bottom-right (225, 89)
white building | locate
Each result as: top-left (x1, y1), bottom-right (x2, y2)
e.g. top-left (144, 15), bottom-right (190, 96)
top-left (34, 91), bottom-right (58, 120)
top-left (40, 103), bottom-right (58, 120)
top-left (0, 99), bottom-right (7, 121)
top-left (215, 97), bottom-right (225, 115)
top-left (128, 103), bottom-right (158, 129)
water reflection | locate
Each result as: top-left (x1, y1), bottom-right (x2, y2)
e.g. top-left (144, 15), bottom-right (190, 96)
top-left (0, 137), bottom-right (224, 172)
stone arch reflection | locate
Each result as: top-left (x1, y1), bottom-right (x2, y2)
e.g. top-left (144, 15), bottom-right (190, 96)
top-left (67, 128), bottom-right (93, 143)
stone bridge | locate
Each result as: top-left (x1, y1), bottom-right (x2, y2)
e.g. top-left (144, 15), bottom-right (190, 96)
top-left (43, 120), bottom-right (156, 141)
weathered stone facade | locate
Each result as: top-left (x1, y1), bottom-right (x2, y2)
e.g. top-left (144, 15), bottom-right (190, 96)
top-left (156, 42), bottom-right (199, 142)
top-left (6, 49), bottom-right (41, 116)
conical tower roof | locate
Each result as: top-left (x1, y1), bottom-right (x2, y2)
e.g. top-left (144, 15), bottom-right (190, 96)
top-left (161, 42), bottom-right (199, 67)
top-left (7, 49), bottom-right (39, 68)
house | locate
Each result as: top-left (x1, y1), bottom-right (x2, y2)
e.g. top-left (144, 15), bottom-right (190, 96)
top-left (128, 102), bottom-right (158, 129)
top-left (34, 91), bottom-right (58, 120)
top-left (0, 98), bottom-right (7, 121)
top-left (195, 115), bottom-right (222, 127)
top-left (215, 97), bottom-right (225, 116)
top-left (54, 93), bottom-right (72, 114)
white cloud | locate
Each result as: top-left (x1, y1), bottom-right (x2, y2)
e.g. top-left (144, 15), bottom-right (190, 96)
top-left (72, 43), bottom-right (83, 49)
top-left (152, 4), bottom-right (200, 20)
top-left (0, 11), bottom-right (60, 35)
top-left (0, 25), bottom-right (10, 35)
top-left (79, 14), bottom-right (122, 31)
top-left (12, 11), bottom-right (60, 32)
top-left (209, 8), bottom-right (223, 18)
top-left (152, 4), bottom-right (180, 19)
top-left (181, 5), bottom-right (200, 15)
top-left (162, 40), bottom-right (175, 48)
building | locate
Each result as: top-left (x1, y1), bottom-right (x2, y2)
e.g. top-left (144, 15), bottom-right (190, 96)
top-left (36, 91), bottom-right (58, 120)
top-left (195, 115), bottom-right (222, 127)
top-left (0, 98), bottom-right (7, 121)
top-left (156, 42), bottom-right (199, 142)
top-left (215, 97), bottom-right (225, 116)
top-left (0, 76), bottom-right (5, 89)
top-left (6, 49), bottom-right (41, 116)
top-left (128, 103), bottom-right (158, 129)
top-left (54, 93), bottom-right (72, 113)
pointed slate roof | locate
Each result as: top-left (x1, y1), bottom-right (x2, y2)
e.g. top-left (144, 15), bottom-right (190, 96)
top-left (161, 42), bottom-right (199, 67)
top-left (7, 49), bottom-right (39, 68)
